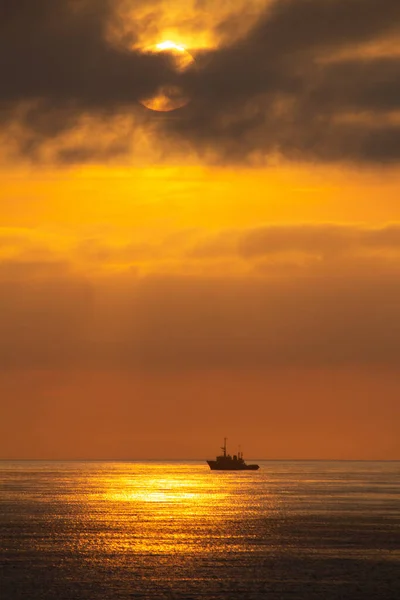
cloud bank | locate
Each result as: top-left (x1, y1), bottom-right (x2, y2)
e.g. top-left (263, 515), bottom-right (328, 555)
top-left (1, 0), bottom-right (400, 164)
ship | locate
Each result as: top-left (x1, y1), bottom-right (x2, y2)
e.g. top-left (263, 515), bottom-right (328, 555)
top-left (206, 438), bottom-right (260, 471)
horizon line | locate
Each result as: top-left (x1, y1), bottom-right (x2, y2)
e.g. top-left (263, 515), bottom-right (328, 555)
top-left (1, 458), bottom-right (399, 463)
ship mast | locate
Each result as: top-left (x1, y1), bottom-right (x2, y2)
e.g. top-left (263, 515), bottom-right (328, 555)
top-left (221, 437), bottom-right (227, 457)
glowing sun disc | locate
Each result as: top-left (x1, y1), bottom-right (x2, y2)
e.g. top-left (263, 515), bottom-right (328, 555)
top-left (140, 41), bottom-right (195, 112)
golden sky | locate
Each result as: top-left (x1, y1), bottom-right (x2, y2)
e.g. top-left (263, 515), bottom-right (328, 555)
top-left (1, 0), bottom-right (400, 459)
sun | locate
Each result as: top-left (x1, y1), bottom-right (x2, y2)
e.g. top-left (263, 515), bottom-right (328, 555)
top-left (139, 40), bottom-right (195, 112)
top-left (155, 40), bottom-right (186, 53)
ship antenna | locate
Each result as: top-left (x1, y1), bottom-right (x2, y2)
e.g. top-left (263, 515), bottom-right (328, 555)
top-left (221, 437), bottom-right (227, 457)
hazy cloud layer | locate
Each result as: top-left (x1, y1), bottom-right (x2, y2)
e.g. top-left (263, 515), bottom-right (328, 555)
top-left (1, 266), bottom-right (400, 370)
top-left (2, 223), bottom-right (400, 370)
top-left (190, 223), bottom-right (400, 259)
top-left (4, 222), bottom-right (400, 267)
top-left (1, 0), bottom-right (400, 164)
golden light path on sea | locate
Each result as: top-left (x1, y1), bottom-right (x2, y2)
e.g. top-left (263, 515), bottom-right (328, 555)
top-left (70, 462), bottom-right (278, 556)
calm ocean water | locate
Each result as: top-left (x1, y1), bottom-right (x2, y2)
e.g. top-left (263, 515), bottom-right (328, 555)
top-left (1, 460), bottom-right (399, 600)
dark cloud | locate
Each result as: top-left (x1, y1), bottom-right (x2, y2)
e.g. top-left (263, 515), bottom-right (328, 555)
top-left (308, 58), bottom-right (400, 114)
top-left (0, 0), bottom-right (165, 106)
top-left (1, 0), bottom-right (400, 163)
top-left (245, 0), bottom-right (400, 56)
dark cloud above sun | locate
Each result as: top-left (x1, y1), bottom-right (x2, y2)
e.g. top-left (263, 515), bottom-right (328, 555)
top-left (1, 0), bottom-right (400, 164)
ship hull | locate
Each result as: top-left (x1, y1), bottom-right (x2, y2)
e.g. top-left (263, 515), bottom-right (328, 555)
top-left (207, 460), bottom-right (259, 471)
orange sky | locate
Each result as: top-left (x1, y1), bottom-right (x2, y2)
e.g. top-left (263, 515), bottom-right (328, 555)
top-left (1, 0), bottom-right (400, 459)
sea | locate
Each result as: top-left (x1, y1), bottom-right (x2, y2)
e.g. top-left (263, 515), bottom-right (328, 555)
top-left (1, 460), bottom-right (399, 600)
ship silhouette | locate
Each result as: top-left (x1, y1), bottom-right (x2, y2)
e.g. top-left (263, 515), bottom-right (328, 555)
top-left (207, 438), bottom-right (260, 471)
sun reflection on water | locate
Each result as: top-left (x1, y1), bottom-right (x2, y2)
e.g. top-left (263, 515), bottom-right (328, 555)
top-left (72, 462), bottom-right (271, 556)
top-left (106, 474), bottom-right (222, 505)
